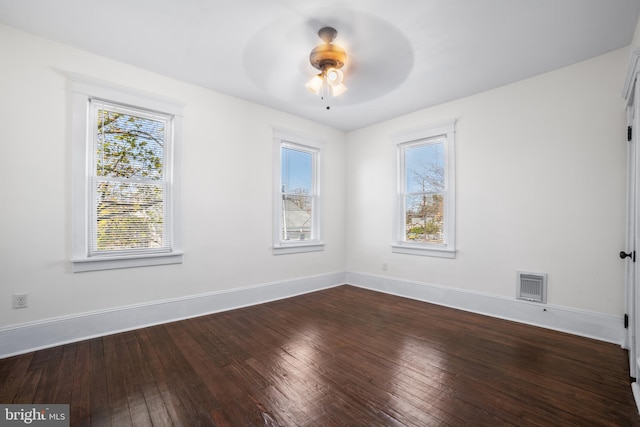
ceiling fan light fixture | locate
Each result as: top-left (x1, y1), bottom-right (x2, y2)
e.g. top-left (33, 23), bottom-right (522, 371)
top-left (330, 82), bottom-right (348, 97)
top-left (325, 67), bottom-right (343, 86)
top-left (305, 74), bottom-right (323, 94)
top-left (306, 26), bottom-right (348, 101)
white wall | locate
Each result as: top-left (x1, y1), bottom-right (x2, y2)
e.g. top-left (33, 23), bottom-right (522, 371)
top-left (0, 19), bottom-right (632, 345)
top-left (0, 24), bottom-right (347, 329)
top-left (346, 47), bottom-right (629, 316)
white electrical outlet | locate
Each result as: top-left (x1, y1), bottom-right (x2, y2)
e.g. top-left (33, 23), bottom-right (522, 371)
top-left (382, 262), bottom-right (388, 271)
top-left (13, 293), bottom-right (28, 309)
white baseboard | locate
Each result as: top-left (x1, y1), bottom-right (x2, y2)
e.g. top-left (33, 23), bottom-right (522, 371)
top-left (0, 272), bottom-right (346, 359)
top-left (347, 272), bottom-right (624, 345)
top-left (0, 270), bottom-right (625, 359)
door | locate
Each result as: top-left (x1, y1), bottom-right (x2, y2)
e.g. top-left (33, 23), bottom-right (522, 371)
top-left (625, 73), bottom-right (640, 411)
top-left (624, 95), bottom-right (637, 379)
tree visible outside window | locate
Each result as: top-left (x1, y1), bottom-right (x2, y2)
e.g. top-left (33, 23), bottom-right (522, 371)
top-left (393, 120), bottom-right (456, 258)
top-left (404, 141), bottom-right (445, 243)
top-left (91, 102), bottom-right (169, 254)
top-left (71, 78), bottom-right (183, 272)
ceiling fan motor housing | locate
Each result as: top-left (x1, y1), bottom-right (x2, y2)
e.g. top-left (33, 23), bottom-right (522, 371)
top-left (309, 27), bottom-right (346, 71)
top-left (309, 43), bottom-right (347, 70)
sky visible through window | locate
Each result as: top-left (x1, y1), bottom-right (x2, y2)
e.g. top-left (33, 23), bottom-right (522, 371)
top-left (405, 141), bottom-right (444, 193)
top-left (281, 147), bottom-right (312, 193)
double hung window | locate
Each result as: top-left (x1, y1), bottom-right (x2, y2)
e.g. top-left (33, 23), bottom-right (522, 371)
top-left (90, 101), bottom-right (170, 254)
top-left (393, 120), bottom-right (456, 258)
top-left (273, 129), bottom-right (324, 254)
top-left (71, 78), bottom-right (183, 271)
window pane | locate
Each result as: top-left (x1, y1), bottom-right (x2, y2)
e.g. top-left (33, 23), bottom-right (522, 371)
top-left (282, 194), bottom-right (312, 241)
top-left (405, 142), bottom-right (444, 193)
top-left (405, 194), bottom-right (444, 243)
top-left (94, 181), bottom-right (165, 251)
top-left (281, 147), bottom-right (312, 194)
top-left (96, 108), bottom-right (165, 180)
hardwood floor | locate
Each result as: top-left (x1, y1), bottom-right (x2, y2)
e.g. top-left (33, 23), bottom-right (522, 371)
top-left (1, 285), bottom-right (638, 426)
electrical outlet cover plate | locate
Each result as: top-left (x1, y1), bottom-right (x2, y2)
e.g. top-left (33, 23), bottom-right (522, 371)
top-left (13, 294), bottom-right (28, 309)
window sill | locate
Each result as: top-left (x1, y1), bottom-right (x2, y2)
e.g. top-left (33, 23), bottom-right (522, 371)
top-left (273, 242), bottom-right (325, 255)
top-left (391, 243), bottom-right (456, 259)
top-left (72, 251), bottom-right (183, 272)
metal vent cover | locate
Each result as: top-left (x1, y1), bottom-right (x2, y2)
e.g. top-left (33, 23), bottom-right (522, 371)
top-left (516, 271), bottom-right (547, 303)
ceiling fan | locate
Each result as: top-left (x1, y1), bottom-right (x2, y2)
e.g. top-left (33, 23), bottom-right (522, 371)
top-left (305, 26), bottom-right (348, 105)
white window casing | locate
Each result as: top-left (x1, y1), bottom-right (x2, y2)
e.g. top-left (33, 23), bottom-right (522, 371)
top-left (272, 127), bottom-right (325, 255)
top-left (71, 76), bottom-right (183, 272)
top-left (392, 119), bottom-right (456, 258)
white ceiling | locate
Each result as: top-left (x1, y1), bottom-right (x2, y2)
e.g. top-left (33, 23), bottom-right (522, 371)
top-left (1, 0), bottom-right (639, 131)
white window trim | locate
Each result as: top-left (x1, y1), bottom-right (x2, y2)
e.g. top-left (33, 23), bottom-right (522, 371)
top-left (272, 127), bottom-right (325, 255)
top-left (391, 119), bottom-right (456, 258)
top-left (71, 75), bottom-right (184, 272)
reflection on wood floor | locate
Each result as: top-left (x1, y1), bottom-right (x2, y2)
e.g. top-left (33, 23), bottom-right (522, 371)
top-left (1, 285), bottom-right (638, 426)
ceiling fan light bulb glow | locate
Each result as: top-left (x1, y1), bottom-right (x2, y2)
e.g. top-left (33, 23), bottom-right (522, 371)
top-left (325, 68), bottom-right (343, 86)
top-left (305, 74), bottom-right (323, 94)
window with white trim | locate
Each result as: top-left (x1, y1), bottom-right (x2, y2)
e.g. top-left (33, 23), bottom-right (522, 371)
top-left (392, 120), bottom-right (456, 258)
top-left (273, 128), bottom-right (324, 255)
top-left (71, 78), bottom-right (183, 272)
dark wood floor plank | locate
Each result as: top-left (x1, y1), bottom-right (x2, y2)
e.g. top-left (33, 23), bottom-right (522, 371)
top-left (0, 352), bottom-right (33, 403)
top-left (135, 327), bottom-right (189, 426)
top-left (31, 345), bottom-right (66, 404)
top-left (27, 344), bottom-right (64, 372)
top-left (166, 318), bottom-right (245, 405)
top-left (124, 332), bottom-right (173, 427)
top-left (88, 338), bottom-right (112, 427)
top-left (11, 367), bottom-right (42, 404)
top-left (145, 324), bottom-right (218, 425)
top-left (70, 340), bottom-right (92, 427)
top-left (0, 285), bottom-right (638, 426)
top-left (102, 334), bottom-right (134, 427)
top-left (50, 343), bottom-right (78, 404)
top-left (137, 326), bottom-right (208, 426)
top-left (112, 332), bottom-right (153, 427)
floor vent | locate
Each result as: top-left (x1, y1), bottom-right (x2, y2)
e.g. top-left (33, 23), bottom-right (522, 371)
top-left (516, 271), bottom-right (547, 303)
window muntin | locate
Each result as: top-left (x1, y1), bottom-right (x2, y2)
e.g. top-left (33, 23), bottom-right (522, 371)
top-left (90, 101), bottom-right (173, 256)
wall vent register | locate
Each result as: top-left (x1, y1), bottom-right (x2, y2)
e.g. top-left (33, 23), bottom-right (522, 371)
top-left (516, 271), bottom-right (547, 304)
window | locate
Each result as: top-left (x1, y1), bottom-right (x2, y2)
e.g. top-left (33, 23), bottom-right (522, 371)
top-left (392, 120), bottom-right (456, 258)
top-left (273, 128), bottom-right (324, 255)
top-left (71, 77), bottom-right (183, 272)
